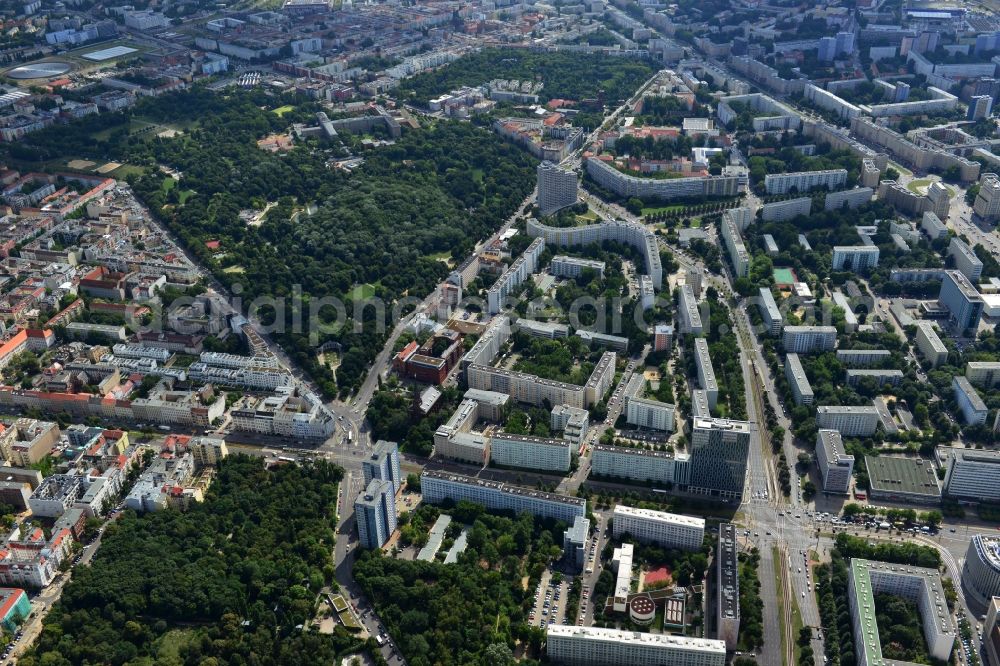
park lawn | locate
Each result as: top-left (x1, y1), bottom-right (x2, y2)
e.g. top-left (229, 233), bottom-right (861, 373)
top-left (906, 178), bottom-right (954, 197)
top-left (154, 628), bottom-right (201, 661)
top-left (350, 283), bottom-right (377, 300)
top-left (272, 105), bottom-right (296, 117)
top-left (576, 209), bottom-right (600, 222)
top-left (105, 163), bottom-right (144, 180)
top-left (888, 161), bottom-right (912, 176)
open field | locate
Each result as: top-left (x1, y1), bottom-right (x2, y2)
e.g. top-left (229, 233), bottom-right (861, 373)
top-left (907, 178), bottom-right (954, 197)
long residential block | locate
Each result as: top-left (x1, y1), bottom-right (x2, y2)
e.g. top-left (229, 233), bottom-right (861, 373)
top-left (764, 169), bottom-right (847, 195)
top-left (612, 505), bottom-right (704, 551)
top-left (848, 558), bottom-right (955, 666)
top-left (758, 287), bottom-right (783, 336)
top-left (694, 338), bottom-right (719, 409)
top-left (785, 353), bottom-right (814, 406)
top-left (716, 523), bottom-right (740, 650)
top-left (783, 326), bottom-right (837, 354)
top-left (421, 469), bottom-right (585, 523)
top-left (816, 405), bottom-right (879, 436)
top-left (545, 625), bottom-right (726, 666)
top-left (586, 155), bottom-right (742, 203)
top-left (490, 432), bottom-right (572, 472)
top-left (836, 349), bottom-right (890, 367)
top-left (591, 444), bottom-right (690, 487)
top-left (915, 321), bottom-right (948, 368)
top-left (527, 217), bottom-right (662, 288)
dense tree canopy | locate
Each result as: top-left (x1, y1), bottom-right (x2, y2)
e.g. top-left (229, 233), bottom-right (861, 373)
top-left (353, 505), bottom-right (561, 666)
top-left (12, 86), bottom-right (538, 397)
top-left (395, 48), bottom-right (658, 107)
top-left (22, 456), bottom-right (358, 666)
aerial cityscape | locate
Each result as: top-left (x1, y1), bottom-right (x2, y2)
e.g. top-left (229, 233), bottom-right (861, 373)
top-left (2, 0), bottom-right (1000, 664)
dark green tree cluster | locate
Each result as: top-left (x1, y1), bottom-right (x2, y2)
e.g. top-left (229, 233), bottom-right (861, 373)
top-left (10, 87), bottom-right (537, 398)
top-left (396, 49), bottom-right (657, 108)
top-left (833, 533), bottom-right (941, 568)
top-left (815, 551), bottom-right (855, 666)
top-left (353, 506), bottom-right (563, 666)
top-left (873, 593), bottom-right (935, 664)
top-left (367, 383), bottom-right (464, 456)
top-left (22, 456), bottom-right (359, 666)
top-left (747, 148), bottom-right (861, 194)
top-left (738, 549), bottom-right (763, 651)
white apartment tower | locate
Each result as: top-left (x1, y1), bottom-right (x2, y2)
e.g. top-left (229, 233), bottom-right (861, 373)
top-left (537, 161), bottom-right (579, 216)
top-left (975, 173), bottom-right (1000, 221)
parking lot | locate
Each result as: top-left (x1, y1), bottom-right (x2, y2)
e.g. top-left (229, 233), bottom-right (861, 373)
top-left (529, 571), bottom-right (570, 630)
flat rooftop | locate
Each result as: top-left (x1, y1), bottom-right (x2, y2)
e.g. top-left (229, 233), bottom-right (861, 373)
top-left (613, 504), bottom-right (705, 529)
top-left (546, 624), bottom-right (726, 653)
top-left (692, 417), bottom-right (751, 433)
top-left (864, 455), bottom-right (941, 498)
top-left (421, 469), bottom-right (586, 507)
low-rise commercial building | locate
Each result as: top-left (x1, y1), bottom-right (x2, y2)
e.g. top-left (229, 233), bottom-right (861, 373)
top-left (865, 455), bottom-right (941, 505)
top-left (551, 404), bottom-right (589, 445)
